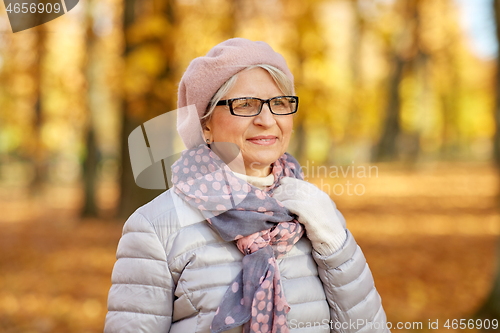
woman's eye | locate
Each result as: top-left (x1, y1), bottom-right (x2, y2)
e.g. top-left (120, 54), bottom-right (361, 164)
top-left (273, 99), bottom-right (286, 107)
top-left (234, 100), bottom-right (252, 108)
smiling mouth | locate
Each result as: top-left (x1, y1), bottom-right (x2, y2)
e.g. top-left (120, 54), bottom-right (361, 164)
top-left (247, 137), bottom-right (277, 145)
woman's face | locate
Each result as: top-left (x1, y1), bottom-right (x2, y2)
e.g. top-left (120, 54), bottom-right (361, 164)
top-left (204, 67), bottom-right (294, 177)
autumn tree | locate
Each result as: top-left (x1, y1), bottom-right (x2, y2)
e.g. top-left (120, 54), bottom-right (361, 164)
top-left (343, 0), bottom-right (365, 147)
top-left (374, 0), bottom-right (427, 162)
top-left (30, 25), bottom-right (47, 195)
top-left (281, 0), bottom-right (328, 163)
top-left (494, 0), bottom-right (500, 170)
top-left (81, 0), bottom-right (99, 217)
top-left (476, 0), bottom-right (500, 323)
top-left (117, 0), bottom-right (178, 218)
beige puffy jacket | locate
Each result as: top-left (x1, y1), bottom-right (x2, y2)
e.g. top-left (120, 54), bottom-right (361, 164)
top-left (104, 189), bottom-right (389, 332)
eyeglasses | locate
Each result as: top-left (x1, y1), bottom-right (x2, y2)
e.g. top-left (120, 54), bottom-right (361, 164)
top-left (216, 96), bottom-right (299, 117)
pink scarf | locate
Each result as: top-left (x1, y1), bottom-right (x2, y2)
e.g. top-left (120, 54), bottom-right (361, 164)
top-left (172, 144), bottom-right (304, 333)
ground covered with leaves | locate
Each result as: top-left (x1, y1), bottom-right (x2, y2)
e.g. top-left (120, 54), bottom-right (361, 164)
top-left (0, 162), bottom-right (498, 332)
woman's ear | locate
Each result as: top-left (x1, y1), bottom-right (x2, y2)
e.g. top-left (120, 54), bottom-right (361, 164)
top-left (203, 122), bottom-right (212, 143)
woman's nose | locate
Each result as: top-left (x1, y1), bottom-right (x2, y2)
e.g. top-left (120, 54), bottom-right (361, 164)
top-left (253, 103), bottom-right (276, 127)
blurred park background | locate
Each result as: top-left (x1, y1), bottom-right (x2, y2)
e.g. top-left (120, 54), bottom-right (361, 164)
top-left (1, 0), bottom-right (500, 332)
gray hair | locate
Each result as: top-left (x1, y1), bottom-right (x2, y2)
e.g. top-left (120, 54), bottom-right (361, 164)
top-left (201, 64), bottom-right (294, 130)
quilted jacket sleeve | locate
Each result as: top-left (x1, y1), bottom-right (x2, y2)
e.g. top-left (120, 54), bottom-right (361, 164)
top-left (104, 211), bottom-right (175, 333)
top-left (313, 212), bottom-right (389, 333)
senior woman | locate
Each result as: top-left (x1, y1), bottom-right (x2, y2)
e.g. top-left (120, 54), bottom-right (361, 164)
top-left (104, 38), bottom-right (389, 333)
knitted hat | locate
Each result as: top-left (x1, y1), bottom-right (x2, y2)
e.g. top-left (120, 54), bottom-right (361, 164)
top-left (177, 38), bottom-right (294, 149)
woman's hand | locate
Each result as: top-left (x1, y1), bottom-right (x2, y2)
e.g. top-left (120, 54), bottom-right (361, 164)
top-left (272, 177), bottom-right (347, 256)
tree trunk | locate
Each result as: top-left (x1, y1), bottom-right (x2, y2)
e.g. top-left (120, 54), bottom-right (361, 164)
top-left (375, 53), bottom-right (404, 162)
top-left (118, 109), bottom-right (164, 218)
top-left (439, 46), bottom-right (460, 159)
top-left (374, 0), bottom-right (422, 162)
top-left (30, 25), bottom-right (46, 196)
top-left (117, 0), bottom-right (177, 219)
top-left (285, 0), bottom-right (319, 163)
top-left (82, 128), bottom-right (99, 216)
top-left (476, 0), bottom-right (500, 323)
top-left (494, 1), bottom-right (500, 167)
top-left (344, 0), bottom-right (364, 141)
top-left (81, 0), bottom-right (99, 218)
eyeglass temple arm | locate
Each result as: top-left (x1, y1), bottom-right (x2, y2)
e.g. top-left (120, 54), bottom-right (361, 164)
top-left (216, 100), bottom-right (229, 106)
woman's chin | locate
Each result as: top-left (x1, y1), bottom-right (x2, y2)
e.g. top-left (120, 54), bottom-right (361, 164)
top-left (243, 156), bottom-right (279, 174)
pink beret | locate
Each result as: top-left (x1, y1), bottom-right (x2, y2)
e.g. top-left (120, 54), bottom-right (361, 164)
top-left (177, 38), bottom-right (294, 149)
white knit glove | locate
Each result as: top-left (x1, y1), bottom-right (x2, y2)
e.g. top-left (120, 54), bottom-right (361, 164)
top-left (273, 177), bottom-right (347, 256)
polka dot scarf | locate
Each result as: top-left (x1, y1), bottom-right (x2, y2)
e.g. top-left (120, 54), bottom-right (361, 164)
top-left (171, 144), bottom-right (305, 333)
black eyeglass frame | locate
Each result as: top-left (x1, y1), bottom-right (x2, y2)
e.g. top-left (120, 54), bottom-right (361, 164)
top-left (216, 96), bottom-right (299, 117)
